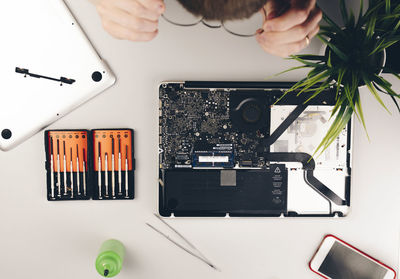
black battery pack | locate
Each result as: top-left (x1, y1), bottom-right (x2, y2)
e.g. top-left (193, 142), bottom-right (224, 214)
top-left (160, 165), bottom-right (288, 217)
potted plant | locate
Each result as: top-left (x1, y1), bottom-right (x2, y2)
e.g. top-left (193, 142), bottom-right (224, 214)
top-left (277, 0), bottom-right (400, 155)
top-left (379, 0), bottom-right (400, 72)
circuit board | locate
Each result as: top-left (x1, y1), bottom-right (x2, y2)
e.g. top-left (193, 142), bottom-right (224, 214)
top-left (159, 83), bottom-right (273, 170)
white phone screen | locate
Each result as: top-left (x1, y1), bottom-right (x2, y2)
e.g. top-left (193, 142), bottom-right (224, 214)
top-left (318, 241), bottom-right (388, 279)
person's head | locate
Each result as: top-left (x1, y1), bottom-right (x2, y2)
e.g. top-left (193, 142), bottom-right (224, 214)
top-left (176, 0), bottom-right (268, 21)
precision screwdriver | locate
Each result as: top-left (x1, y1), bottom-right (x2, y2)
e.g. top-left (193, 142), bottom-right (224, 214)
top-left (83, 148), bottom-right (86, 196)
top-left (70, 148), bottom-right (74, 198)
top-left (50, 137), bottom-right (55, 198)
top-left (105, 152), bottom-right (109, 197)
top-left (111, 138), bottom-right (115, 198)
top-left (125, 145), bottom-right (129, 198)
top-left (57, 139), bottom-right (61, 197)
top-left (77, 144), bottom-right (80, 196)
top-left (98, 142), bottom-right (102, 199)
top-left (63, 141), bottom-right (67, 195)
top-left (118, 138), bottom-right (122, 195)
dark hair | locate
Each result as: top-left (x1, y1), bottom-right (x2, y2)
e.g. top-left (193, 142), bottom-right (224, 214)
top-left (176, 0), bottom-right (268, 20)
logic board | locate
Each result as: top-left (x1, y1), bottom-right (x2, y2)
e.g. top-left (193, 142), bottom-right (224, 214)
top-left (159, 82), bottom-right (352, 217)
top-left (159, 85), bottom-right (269, 169)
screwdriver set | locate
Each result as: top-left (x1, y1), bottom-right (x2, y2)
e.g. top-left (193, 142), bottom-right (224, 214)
top-left (45, 129), bottom-right (135, 201)
top-left (92, 129), bottom-right (134, 200)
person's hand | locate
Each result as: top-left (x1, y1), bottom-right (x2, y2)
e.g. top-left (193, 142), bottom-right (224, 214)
top-left (256, 0), bottom-right (322, 57)
top-left (95, 0), bottom-right (165, 41)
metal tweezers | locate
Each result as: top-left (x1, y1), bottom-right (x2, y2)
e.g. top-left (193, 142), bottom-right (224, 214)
top-left (146, 214), bottom-right (219, 271)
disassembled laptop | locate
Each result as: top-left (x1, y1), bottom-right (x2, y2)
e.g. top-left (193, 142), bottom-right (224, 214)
top-left (159, 81), bottom-right (352, 217)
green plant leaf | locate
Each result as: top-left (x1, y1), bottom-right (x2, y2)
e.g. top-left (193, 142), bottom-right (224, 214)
top-left (317, 35), bottom-right (348, 61)
top-left (373, 76), bottom-right (400, 106)
top-left (373, 74), bottom-right (394, 89)
top-left (354, 88), bottom-right (370, 139)
top-left (389, 95), bottom-right (400, 112)
top-left (290, 55), bottom-right (324, 67)
top-left (270, 0), bottom-right (400, 156)
top-left (363, 1), bottom-right (385, 20)
top-left (321, 13), bottom-right (343, 34)
top-left (307, 65), bottom-right (328, 79)
top-left (335, 68), bottom-right (346, 100)
top-left (368, 35), bottom-right (400, 56)
top-left (363, 76), bottom-right (391, 114)
top-left (304, 80), bottom-right (333, 103)
top-left (322, 106), bottom-right (353, 151)
top-left (343, 83), bottom-right (359, 121)
top-left (372, 74), bottom-right (400, 98)
top-left (366, 13), bottom-right (377, 38)
top-left (329, 95), bottom-right (350, 133)
top-left (273, 77), bottom-right (309, 105)
top-left (351, 71), bottom-right (360, 93)
top-left (348, 10), bottom-right (355, 28)
top-left (297, 70), bottom-right (331, 95)
top-left (388, 71), bottom-right (400, 82)
top-left (394, 3), bottom-right (400, 13)
top-left (356, 0), bottom-right (365, 28)
top-left (327, 50), bottom-right (332, 68)
top-left (379, 14), bottom-right (400, 20)
top-left (386, 0), bottom-right (391, 14)
top-left (330, 94), bottom-right (347, 120)
top-left (318, 31), bottom-right (338, 39)
top-left (314, 104), bottom-right (353, 156)
top-left (372, 81), bottom-right (400, 113)
top-left (271, 65), bottom-right (310, 77)
top-left (319, 25), bottom-right (344, 38)
top-left (319, 25), bottom-right (339, 33)
top-left (339, 0), bottom-right (349, 25)
top-left (327, 104), bottom-right (347, 135)
top-left (393, 19), bottom-right (400, 32)
top-left (370, 39), bottom-right (386, 55)
top-left (294, 55), bottom-right (326, 61)
top-left (287, 77), bottom-right (310, 92)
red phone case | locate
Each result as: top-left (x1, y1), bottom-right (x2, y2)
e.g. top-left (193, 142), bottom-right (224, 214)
top-left (309, 234), bottom-right (397, 279)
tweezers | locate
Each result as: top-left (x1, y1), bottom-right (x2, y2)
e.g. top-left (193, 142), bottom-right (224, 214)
top-left (146, 214), bottom-right (219, 271)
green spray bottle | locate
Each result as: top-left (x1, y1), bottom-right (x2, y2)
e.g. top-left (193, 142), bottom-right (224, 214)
top-left (95, 239), bottom-right (125, 277)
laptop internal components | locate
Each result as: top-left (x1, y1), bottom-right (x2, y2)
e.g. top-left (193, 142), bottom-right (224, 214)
top-left (158, 82), bottom-right (352, 217)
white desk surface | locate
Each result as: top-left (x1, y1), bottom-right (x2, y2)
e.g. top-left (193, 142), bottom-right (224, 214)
top-left (0, 0), bottom-right (399, 278)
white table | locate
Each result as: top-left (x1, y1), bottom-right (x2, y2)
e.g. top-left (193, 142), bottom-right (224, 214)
top-left (0, 0), bottom-right (399, 278)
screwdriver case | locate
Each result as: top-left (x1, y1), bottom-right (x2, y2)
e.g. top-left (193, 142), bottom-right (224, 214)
top-left (45, 130), bottom-right (91, 200)
top-left (91, 129), bottom-right (135, 200)
top-left (44, 129), bottom-right (135, 201)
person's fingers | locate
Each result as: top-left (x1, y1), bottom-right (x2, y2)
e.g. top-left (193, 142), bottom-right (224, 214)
top-left (257, 36), bottom-right (309, 57)
top-left (291, 0), bottom-right (316, 11)
top-left (108, 0), bottom-right (161, 21)
top-left (259, 6), bottom-right (266, 21)
top-left (137, 0), bottom-right (164, 13)
top-left (264, 9), bottom-right (307, 32)
top-left (264, 0), bottom-right (317, 32)
top-left (264, 0), bottom-right (290, 20)
top-left (256, 24), bottom-right (318, 57)
top-left (97, 5), bottom-right (158, 32)
top-left (258, 7), bottom-right (322, 45)
top-left (307, 24), bottom-right (320, 40)
top-left (101, 18), bottom-right (158, 41)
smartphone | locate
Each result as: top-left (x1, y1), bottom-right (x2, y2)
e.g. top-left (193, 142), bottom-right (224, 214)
top-left (309, 235), bottom-right (396, 279)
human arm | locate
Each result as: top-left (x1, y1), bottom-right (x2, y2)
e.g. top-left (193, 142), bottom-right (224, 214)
top-left (256, 0), bottom-right (322, 57)
top-left (89, 0), bottom-right (165, 41)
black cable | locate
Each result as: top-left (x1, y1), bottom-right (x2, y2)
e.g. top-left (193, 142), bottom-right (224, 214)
top-left (262, 103), bottom-right (308, 147)
top-left (265, 152), bottom-right (347, 207)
